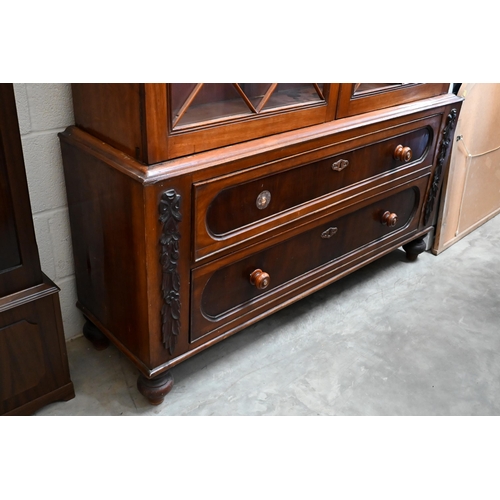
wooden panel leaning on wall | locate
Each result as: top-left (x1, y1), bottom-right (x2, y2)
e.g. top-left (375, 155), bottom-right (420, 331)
top-left (0, 84), bottom-right (74, 416)
top-left (433, 83), bottom-right (500, 254)
top-left (60, 83), bottom-right (462, 405)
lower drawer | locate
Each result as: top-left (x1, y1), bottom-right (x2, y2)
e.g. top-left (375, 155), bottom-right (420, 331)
top-left (190, 174), bottom-right (429, 342)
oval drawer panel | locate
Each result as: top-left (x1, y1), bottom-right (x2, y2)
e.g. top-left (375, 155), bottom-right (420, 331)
top-left (191, 175), bottom-right (428, 341)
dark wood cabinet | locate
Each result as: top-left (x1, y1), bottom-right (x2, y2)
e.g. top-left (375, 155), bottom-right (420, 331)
top-left (0, 84), bottom-right (74, 416)
top-left (60, 83), bottom-right (462, 405)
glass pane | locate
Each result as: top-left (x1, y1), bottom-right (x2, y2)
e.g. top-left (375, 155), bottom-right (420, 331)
top-left (170, 83), bottom-right (198, 120)
top-left (0, 151), bottom-right (21, 272)
top-left (237, 83), bottom-right (274, 108)
top-left (353, 83), bottom-right (409, 96)
top-left (262, 83), bottom-right (324, 110)
top-left (171, 83), bottom-right (253, 128)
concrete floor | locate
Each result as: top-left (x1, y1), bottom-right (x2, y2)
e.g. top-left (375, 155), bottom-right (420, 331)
top-left (36, 214), bottom-right (500, 416)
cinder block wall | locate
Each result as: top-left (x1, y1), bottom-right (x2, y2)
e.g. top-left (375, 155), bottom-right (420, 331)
top-left (14, 83), bottom-right (84, 340)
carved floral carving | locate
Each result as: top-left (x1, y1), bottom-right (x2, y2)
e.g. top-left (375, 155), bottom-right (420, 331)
top-left (424, 108), bottom-right (458, 225)
top-left (159, 189), bottom-right (182, 355)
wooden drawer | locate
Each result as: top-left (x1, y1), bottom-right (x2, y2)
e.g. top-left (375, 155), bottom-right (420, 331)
top-left (193, 114), bottom-right (441, 262)
top-left (190, 173), bottom-right (429, 342)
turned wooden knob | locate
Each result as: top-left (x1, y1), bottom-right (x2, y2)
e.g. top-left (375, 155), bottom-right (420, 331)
top-left (250, 269), bottom-right (270, 290)
top-left (394, 144), bottom-right (412, 162)
top-left (381, 211), bottom-right (398, 226)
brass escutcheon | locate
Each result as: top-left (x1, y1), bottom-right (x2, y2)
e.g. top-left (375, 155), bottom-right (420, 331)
top-left (256, 190), bottom-right (271, 210)
top-left (321, 227), bottom-right (338, 239)
top-left (332, 159), bottom-right (349, 172)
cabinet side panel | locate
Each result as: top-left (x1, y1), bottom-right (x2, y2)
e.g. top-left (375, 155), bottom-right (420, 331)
top-left (71, 84), bottom-right (145, 162)
top-left (60, 135), bottom-right (151, 366)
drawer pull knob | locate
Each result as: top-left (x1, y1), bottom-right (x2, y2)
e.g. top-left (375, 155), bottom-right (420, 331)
top-left (321, 227), bottom-right (338, 239)
top-left (250, 269), bottom-right (271, 290)
top-left (256, 190), bottom-right (271, 210)
top-left (332, 159), bottom-right (349, 172)
top-left (394, 145), bottom-right (413, 162)
top-left (381, 211), bottom-right (398, 227)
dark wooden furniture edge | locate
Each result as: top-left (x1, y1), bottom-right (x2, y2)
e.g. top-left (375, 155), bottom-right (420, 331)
top-left (0, 274), bottom-right (60, 313)
top-left (1, 273), bottom-right (75, 416)
top-left (3, 382), bottom-right (75, 416)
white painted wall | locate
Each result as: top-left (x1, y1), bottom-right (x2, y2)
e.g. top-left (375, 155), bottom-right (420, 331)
top-left (13, 83), bottom-right (84, 340)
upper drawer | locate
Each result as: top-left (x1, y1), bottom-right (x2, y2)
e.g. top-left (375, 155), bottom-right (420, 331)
top-left (193, 114), bottom-right (441, 261)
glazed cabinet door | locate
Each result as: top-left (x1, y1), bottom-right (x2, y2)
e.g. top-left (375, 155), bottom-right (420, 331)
top-left (145, 83), bottom-right (339, 161)
top-left (336, 83), bottom-right (450, 118)
top-left (0, 84), bottom-right (42, 297)
top-left (72, 84), bottom-right (340, 164)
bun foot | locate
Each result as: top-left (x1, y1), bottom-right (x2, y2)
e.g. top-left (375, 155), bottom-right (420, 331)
top-left (403, 237), bottom-right (427, 262)
top-left (83, 319), bottom-right (110, 350)
top-left (137, 371), bottom-right (174, 405)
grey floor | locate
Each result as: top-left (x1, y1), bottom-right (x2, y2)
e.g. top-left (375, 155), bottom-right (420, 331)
top-left (36, 214), bottom-right (500, 416)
